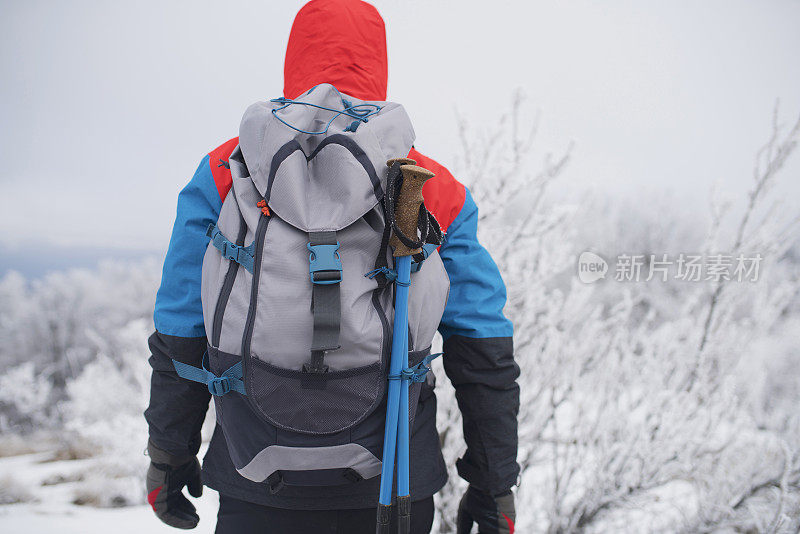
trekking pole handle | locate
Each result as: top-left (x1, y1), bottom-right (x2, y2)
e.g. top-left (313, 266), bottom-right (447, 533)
top-left (388, 162), bottom-right (435, 257)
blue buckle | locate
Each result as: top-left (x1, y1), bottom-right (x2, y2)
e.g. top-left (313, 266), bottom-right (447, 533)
top-left (207, 224), bottom-right (255, 274)
top-left (308, 243), bottom-right (342, 285)
top-left (208, 376), bottom-right (232, 396)
top-left (223, 242), bottom-right (241, 263)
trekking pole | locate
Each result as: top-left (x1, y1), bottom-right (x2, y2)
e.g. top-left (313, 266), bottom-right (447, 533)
top-left (377, 159), bottom-right (436, 534)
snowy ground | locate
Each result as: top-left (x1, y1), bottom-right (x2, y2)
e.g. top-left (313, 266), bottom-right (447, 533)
top-left (0, 452), bottom-right (219, 534)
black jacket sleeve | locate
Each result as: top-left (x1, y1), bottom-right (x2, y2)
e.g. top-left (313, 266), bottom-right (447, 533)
top-left (443, 335), bottom-right (520, 495)
top-left (144, 332), bottom-right (211, 457)
top-left (437, 189), bottom-right (520, 496)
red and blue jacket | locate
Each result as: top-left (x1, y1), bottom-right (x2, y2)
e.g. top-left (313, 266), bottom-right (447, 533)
top-left (145, 0), bottom-right (519, 508)
top-left (154, 140), bottom-right (511, 343)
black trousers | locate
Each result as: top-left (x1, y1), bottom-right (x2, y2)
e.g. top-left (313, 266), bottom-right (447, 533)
top-left (215, 494), bottom-right (435, 534)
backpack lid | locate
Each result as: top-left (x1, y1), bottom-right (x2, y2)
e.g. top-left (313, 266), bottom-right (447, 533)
top-left (238, 84), bottom-right (415, 232)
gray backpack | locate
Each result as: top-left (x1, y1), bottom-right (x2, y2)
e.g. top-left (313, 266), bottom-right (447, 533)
top-left (173, 84), bottom-right (449, 492)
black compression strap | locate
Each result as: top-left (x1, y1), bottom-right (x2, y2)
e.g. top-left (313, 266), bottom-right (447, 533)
top-left (306, 231), bottom-right (340, 374)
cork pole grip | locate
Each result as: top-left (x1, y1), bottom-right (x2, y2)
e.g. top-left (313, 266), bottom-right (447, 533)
top-left (386, 157), bottom-right (416, 167)
top-left (389, 164), bottom-right (435, 257)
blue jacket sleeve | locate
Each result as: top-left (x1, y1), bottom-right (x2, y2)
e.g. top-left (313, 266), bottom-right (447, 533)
top-left (438, 189), bottom-right (514, 341)
top-left (145, 156), bottom-right (222, 456)
top-left (437, 188), bottom-right (520, 496)
top-left (154, 155), bottom-right (223, 338)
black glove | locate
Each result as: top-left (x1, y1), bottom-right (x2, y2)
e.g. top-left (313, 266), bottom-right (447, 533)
top-left (456, 485), bottom-right (516, 534)
top-left (146, 440), bottom-right (203, 529)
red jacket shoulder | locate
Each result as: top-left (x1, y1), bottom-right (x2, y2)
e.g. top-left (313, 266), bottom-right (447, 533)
top-left (208, 137), bottom-right (239, 201)
top-left (410, 148), bottom-right (466, 234)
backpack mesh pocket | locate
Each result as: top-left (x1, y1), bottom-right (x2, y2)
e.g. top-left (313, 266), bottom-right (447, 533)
top-left (245, 357), bottom-right (384, 435)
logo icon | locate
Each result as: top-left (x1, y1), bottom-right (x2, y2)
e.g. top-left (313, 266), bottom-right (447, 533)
top-left (577, 251), bottom-right (608, 283)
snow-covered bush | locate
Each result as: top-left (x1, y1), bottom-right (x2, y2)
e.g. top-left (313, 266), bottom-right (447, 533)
top-left (0, 474), bottom-right (36, 505)
top-left (0, 259), bottom-right (160, 436)
top-left (0, 362), bottom-right (53, 435)
top-left (0, 260), bottom-right (160, 507)
top-left (433, 94), bottom-right (800, 533)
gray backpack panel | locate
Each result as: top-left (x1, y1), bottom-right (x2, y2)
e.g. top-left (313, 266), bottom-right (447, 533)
top-left (408, 252), bottom-right (450, 351)
top-left (237, 443), bottom-right (383, 483)
top-left (249, 214), bottom-right (387, 371)
top-left (200, 84), bottom-right (450, 485)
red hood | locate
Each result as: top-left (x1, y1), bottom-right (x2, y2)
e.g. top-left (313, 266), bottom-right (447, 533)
top-left (284, 0), bottom-right (388, 101)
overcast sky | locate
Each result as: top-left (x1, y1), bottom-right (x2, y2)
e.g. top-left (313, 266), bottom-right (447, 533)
top-left (1, 0), bottom-right (799, 253)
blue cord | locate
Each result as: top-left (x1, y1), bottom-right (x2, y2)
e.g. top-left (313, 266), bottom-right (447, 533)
top-left (269, 86), bottom-right (382, 135)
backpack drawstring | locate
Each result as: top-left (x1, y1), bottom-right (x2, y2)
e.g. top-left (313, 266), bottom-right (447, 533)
top-left (269, 85), bottom-right (382, 135)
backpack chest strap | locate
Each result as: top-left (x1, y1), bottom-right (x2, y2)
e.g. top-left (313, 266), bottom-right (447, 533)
top-left (171, 355), bottom-right (246, 396)
top-left (207, 223), bottom-right (255, 274)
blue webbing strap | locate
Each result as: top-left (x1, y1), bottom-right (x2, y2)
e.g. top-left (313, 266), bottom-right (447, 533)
top-left (365, 266), bottom-right (397, 282)
top-left (410, 243), bottom-right (439, 273)
top-left (207, 224), bottom-right (255, 274)
top-left (365, 243), bottom-right (439, 282)
top-left (172, 357), bottom-right (246, 396)
top-left (388, 352), bottom-right (442, 383)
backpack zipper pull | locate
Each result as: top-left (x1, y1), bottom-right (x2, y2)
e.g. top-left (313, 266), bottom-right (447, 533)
top-left (257, 199), bottom-right (270, 217)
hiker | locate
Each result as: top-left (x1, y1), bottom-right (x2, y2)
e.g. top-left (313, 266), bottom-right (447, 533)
top-left (144, 1), bottom-right (519, 533)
